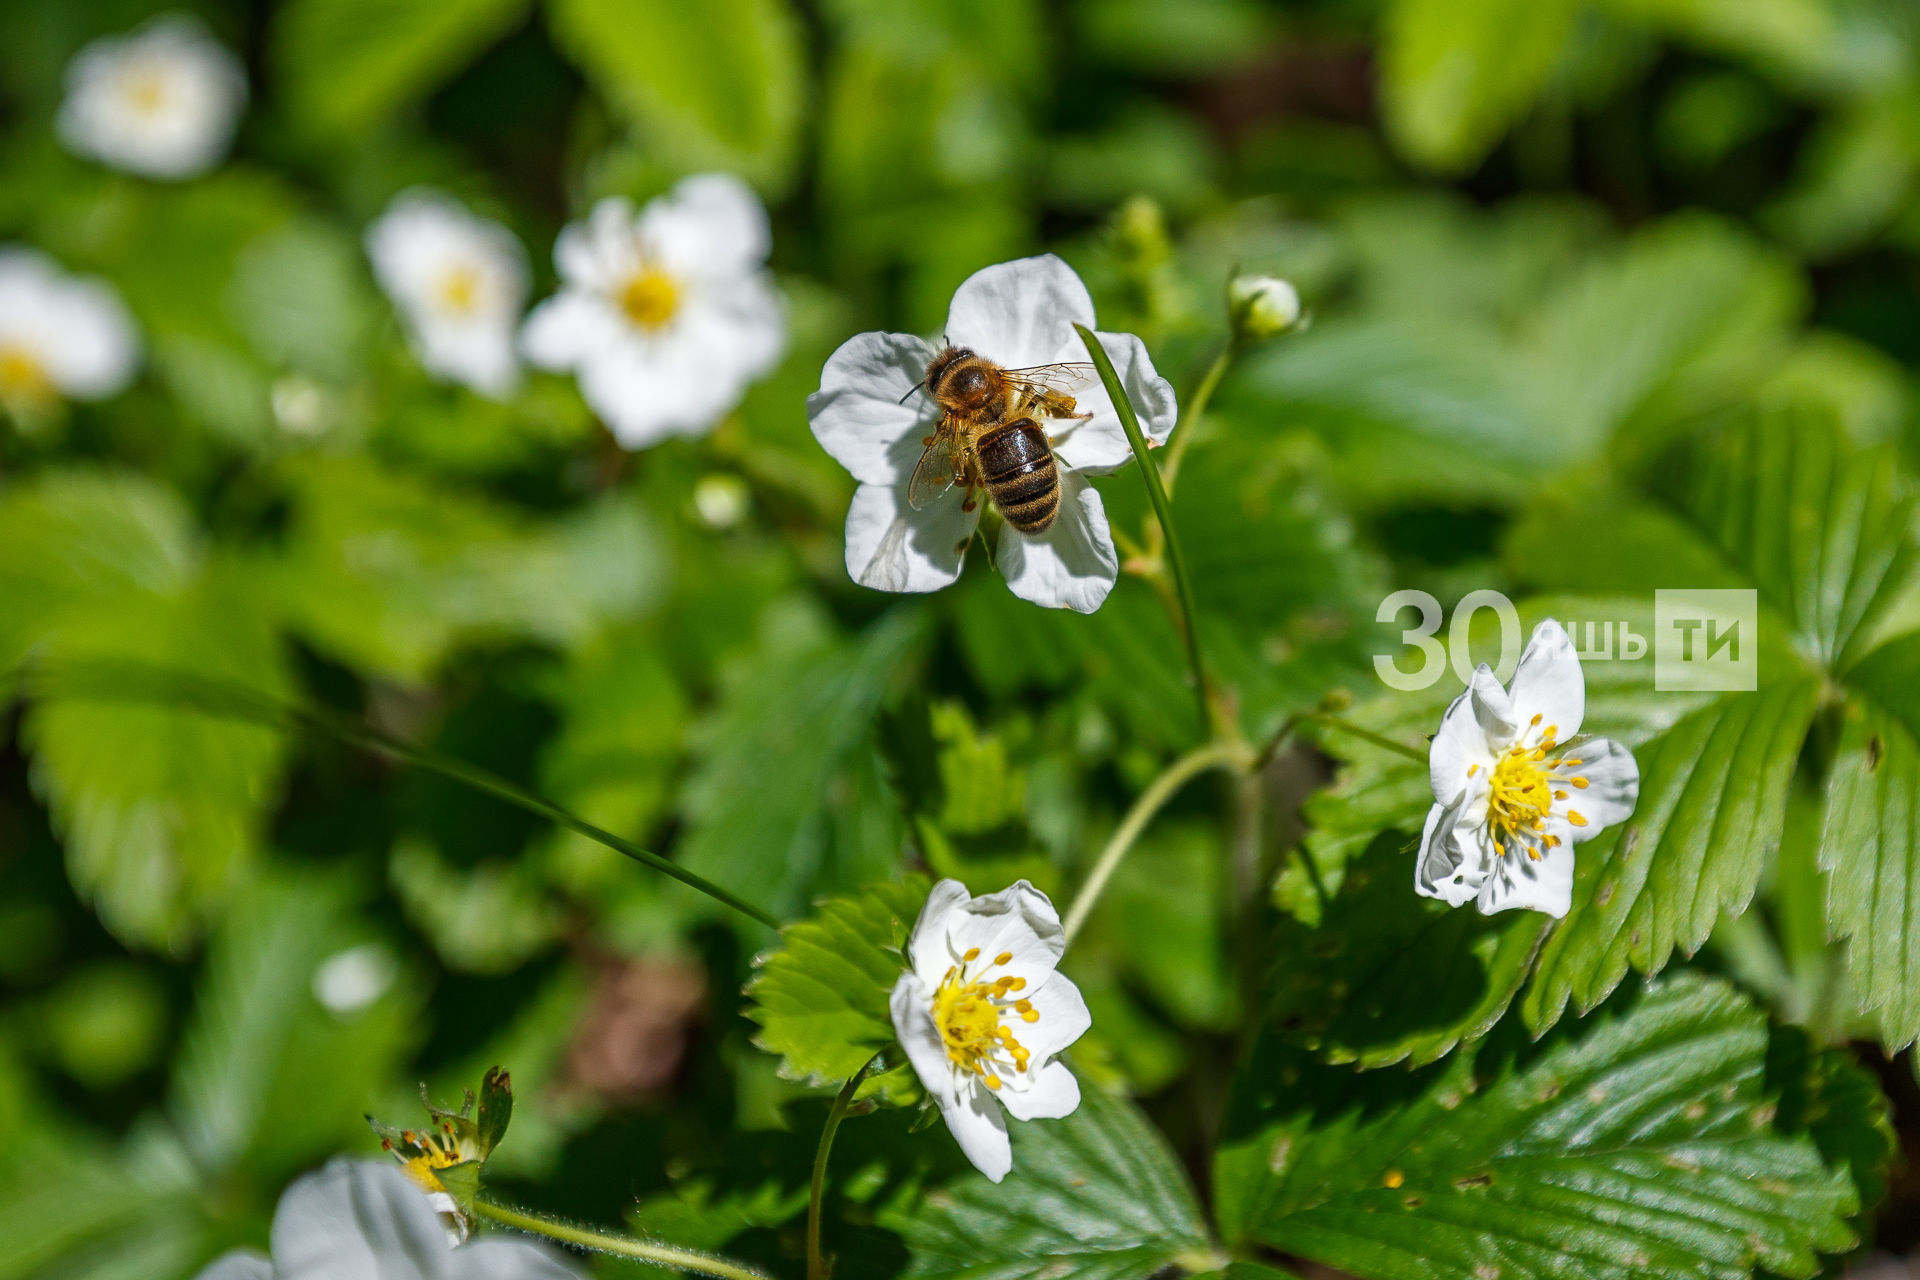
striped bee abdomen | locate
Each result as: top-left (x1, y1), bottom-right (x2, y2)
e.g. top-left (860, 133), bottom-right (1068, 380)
top-left (977, 419), bottom-right (1059, 534)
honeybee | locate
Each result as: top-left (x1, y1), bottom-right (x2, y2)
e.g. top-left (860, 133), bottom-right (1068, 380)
top-left (906, 347), bottom-right (1095, 535)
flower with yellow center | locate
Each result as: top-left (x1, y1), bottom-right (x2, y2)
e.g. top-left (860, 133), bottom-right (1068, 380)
top-left (890, 879), bottom-right (1091, 1182)
top-left (58, 15), bottom-right (247, 181)
top-left (520, 176), bottom-right (785, 450)
top-left (1418, 618), bottom-right (1641, 917)
top-left (366, 190), bottom-right (528, 400)
top-left (0, 247), bottom-right (139, 418)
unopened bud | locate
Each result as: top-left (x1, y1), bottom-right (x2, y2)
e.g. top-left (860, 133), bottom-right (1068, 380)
top-left (1228, 274), bottom-right (1301, 340)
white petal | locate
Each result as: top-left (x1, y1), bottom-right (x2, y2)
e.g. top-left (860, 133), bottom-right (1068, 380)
top-left (272, 1161), bottom-right (447, 1280)
top-left (453, 1238), bottom-right (585, 1279)
top-left (843, 481), bottom-right (979, 596)
top-left (1477, 840), bottom-right (1576, 918)
top-left (944, 255), bottom-right (1095, 370)
top-left (994, 474), bottom-right (1118, 613)
top-left (942, 1077), bottom-right (1013, 1183)
top-left (645, 173), bottom-right (771, 280)
top-left (576, 339), bottom-right (740, 447)
top-left (40, 275), bottom-right (138, 400)
top-left (519, 292), bottom-right (616, 370)
top-left (555, 198), bottom-right (638, 290)
top-left (1048, 330), bottom-right (1177, 474)
top-left (1013, 969), bottom-right (1091, 1060)
top-left (1560, 736), bottom-right (1638, 838)
top-left (1414, 798), bottom-right (1482, 908)
top-left (193, 1252), bottom-right (273, 1280)
top-left (807, 330), bottom-right (939, 487)
top-left (890, 972), bottom-right (965, 1116)
top-left (940, 880), bottom-right (1067, 990)
top-left (906, 879), bottom-right (975, 989)
top-left (996, 1058), bottom-right (1081, 1122)
top-left (1507, 619), bottom-right (1585, 742)
top-left (1466, 663), bottom-right (1518, 747)
top-left (1429, 687), bottom-right (1494, 807)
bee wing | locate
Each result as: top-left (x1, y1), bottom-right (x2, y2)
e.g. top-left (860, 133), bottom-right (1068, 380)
top-left (907, 422), bottom-right (963, 510)
top-left (1001, 362), bottom-right (1098, 419)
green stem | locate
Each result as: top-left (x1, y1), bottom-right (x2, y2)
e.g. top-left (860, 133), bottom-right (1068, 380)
top-left (1074, 323), bottom-right (1213, 741)
top-left (808, 1054), bottom-right (880, 1280)
top-left (1061, 740), bottom-right (1248, 947)
top-left (474, 1200), bottom-right (772, 1280)
top-left (18, 660), bottom-right (782, 931)
top-left (1160, 343), bottom-right (1232, 497)
top-left (1307, 712), bottom-right (1428, 763)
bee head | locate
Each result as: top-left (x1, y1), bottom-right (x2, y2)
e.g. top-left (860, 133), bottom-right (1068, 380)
top-left (926, 347), bottom-right (995, 411)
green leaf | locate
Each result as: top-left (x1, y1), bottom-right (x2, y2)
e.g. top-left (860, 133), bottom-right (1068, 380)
top-left (1379, 0), bottom-right (1579, 173)
top-left (274, 0), bottom-right (531, 138)
top-left (744, 876), bottom-right (927, 1102)
top-left (1217, 976), bottom-right (1861, 1280)
top-left (545, 0), bottom-right (805, 191)
top-left (1523, 676), bottom-right (1821, 1033)
top-left (886, 1085), bottom-right (1219, 1280)
top-left (1267, 833), bottom-right (1549, 1068)
top-left (1766, 1025), bottom-right (1895, 1219)
top-left (678, 608), bottom-right (922, 918)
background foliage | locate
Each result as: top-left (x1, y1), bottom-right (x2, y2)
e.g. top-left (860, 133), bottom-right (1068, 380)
top-left (2, 0), bottom-right (1918, 1276)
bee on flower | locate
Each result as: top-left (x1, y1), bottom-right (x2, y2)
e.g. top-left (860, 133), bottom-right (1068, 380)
top-left (890, 879), bottom-right (1091, 1182)
top-left (0, 247), bottom-right (139, 419)
top-left (807, 254), bottom-right (1176, 614)
top-left (57, 14), bottom-right (247, 181)
top-left (367, 191), bottom-right (529, 400)
top-left (1418, 619), bottom-right (1641, 918)
top-left (520, 174), bottom-right (784, 449)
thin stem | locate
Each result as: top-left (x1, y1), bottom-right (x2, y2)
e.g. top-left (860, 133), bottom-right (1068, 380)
top-left (474, 1200), bottom-right (773, 1280)
top-left (1061, 740), bottom-right (1248, 947)
top-left (1307, 712), bottom-right (1427, 763)
top-left (808, 1054), bottom-right (881, 1280)
top-left (18, 660), bottom-right (782, 931)
top-left (1160, 343), bottom-right (1233, 497)
top-left (1074, 323), bottom-right (1213, 741)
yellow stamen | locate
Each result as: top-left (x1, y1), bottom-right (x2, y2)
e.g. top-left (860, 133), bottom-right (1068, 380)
top-left (994, 951), bottom-right (1013, 966)
top-left (1568, 811), bottom-right (1588, 827)
top-left (438, 264), bottom-right (481, 314)
top-left (0, 344), bottom-right (54, 406)
top-left (618, 266), bottom-right (679, 330)
top-left (931, 953), bottom-right (1038, 1086)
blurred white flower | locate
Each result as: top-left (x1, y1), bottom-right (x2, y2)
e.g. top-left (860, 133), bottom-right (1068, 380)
top-left (195, 1160), bottom-right (582, 1280)
top-left (889, 879), bottom-right (1090, 1183)
top-left (521, 175), bottom-right (783, 448)
top-left (367, 191), bottom-right (529, 399)
top-left (311, 943), bottom-right (396, 1016)
top-left (1418, 619), bottom-right (1641, 918)
top-left (0, 247), bottom-right (139, 415)
top-left (58, 15), bottom-right (246, 180)
top-left (1228, 273), bottom-right (1301, 339)
top-left (806, 254), bottom-right (1176, 614)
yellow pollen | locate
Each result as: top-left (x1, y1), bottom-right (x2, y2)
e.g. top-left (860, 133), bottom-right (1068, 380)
top-left (1385, 1169), bottom-right (1405, 1189)
top-left (994, 951), bottom-right (1013, 966)
top-left (1570, 777), bottom-right (1588, 789)
top-left (618, 266), bottom-right (680, 330)
top-left (1487, 742), bottom-right (1554, 849)
top-left (1466, 764), bottom-right (1478, 777)
top-left (1568, 810), bottom-right (1589, 827)
top-left (122, 69), bottom-right (169, 114)
top-left (0, 344), bottom-right (53, 405)
top-left (1530, 714), bottom-right (1542, 726)
top-left (438, 264), bottom-right (482, 314)
top-left (932, 956), bottom-right (1036, 1084)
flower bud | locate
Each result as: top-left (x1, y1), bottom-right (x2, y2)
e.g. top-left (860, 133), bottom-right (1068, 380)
top-left (1228, 274), bottom-right (1302, 340)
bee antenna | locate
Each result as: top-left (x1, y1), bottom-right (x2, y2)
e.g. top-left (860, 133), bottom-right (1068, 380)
top-left (898, 384), bottom-right (923, 405)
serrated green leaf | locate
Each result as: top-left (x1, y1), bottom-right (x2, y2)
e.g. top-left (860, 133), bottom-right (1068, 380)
top-left (886, 1085), bottom-right (1217, 1280)
top-left (546, 0), bottom-right (805, 191)
top-left (1217, 976), bottom-right (1860, 1280)
top-left (1268, 833), bottom-right (1549, 1069)
top-left (274, 0), bottom-right (531, 137)
top-left (745, 876), bottom-right (927, 1102)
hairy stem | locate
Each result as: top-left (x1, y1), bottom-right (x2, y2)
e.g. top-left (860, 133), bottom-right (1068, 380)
top-left (18, 659), bottom-right (783, 930)
top-left (1062, 740), bottom-right (1249, 947)
top-left (475, 1200), bottom-right (773, 1280)
top-left (809, 1054), bottom-right (881, 1280)
top-left (1074, 323), bottom-right (1214, 741)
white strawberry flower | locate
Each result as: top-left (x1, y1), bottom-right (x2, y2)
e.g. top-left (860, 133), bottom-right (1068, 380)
top-left (194, 1160), bottom-right (582, 1280)
top-left (367, 191), bottom-right (528, 399)
top-left (1418, 619), bottom-right (1641, 918)
top-left (57, 14), bottom-right (246, 180)
top-left (890, 879), bottom-right (1091, 1183)
top-left (806, 254), bottom-right (1176, 614)
top-left (0, 247), bottom-right (139, 415)
top-left (520, 175), bottom-right (784, 449)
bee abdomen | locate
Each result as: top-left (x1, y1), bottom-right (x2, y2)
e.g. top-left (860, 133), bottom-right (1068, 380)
top-left (978, 420), bottom-right (1059, 534)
